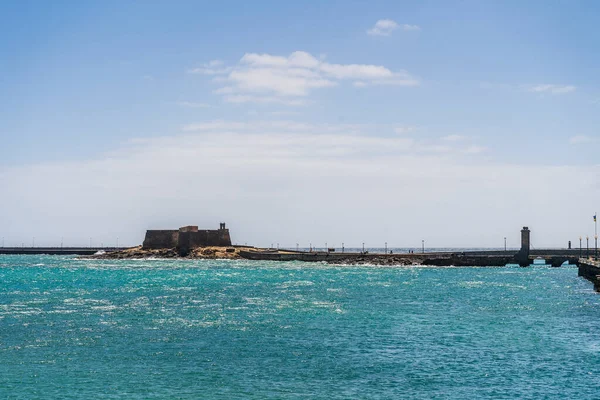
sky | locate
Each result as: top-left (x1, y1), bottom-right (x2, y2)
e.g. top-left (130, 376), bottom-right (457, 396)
top-left (1, 0), bottom-right (599, 248)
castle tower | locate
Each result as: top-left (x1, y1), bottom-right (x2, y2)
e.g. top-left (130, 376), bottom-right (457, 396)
top-left (520, 226), bottom-right (530, 255)
top-left (515, 226), bottom-right (531, 266)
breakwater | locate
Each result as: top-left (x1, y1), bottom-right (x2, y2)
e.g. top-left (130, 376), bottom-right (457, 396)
top-left (238, 249), bottom-right (579, 267)
top-left (238, 227), bottom-right (579, 266)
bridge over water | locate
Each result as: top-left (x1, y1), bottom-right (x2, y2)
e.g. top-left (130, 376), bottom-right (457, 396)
top-left (0, 247), bottom-right (128, 256)
top-left (240, 227), bottom-right (583, 267)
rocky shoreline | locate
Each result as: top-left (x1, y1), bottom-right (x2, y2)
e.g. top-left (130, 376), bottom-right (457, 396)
top-left (88, 247), bottom-right (520, 267)
top-left (89, 247), bottom-right (426, 266)
top-left (88, 246), bottom-right (250, 260)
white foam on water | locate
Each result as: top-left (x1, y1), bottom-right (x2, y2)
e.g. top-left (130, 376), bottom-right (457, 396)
top-left (459, 280), bottom-right (486, 288)
top-left (91, 305), bottom-right (118, 312)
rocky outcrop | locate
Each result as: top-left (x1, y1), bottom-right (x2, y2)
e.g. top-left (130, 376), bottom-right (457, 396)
top-left (88, 246), bottom-right (250, 260)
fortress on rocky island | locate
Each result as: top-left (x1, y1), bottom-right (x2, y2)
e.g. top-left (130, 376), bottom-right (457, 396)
top-left (143, 223), bottom-right (232, 255)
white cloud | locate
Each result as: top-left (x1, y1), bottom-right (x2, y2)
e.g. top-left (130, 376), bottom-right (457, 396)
top-left (482, 82), bottom-right (578, 97)
top-left (526, 84), bottom-right (576, 95)
top-left (402, 24), bottom-right (421, 31)
top-left (569, 135), bottom-right (597, 145)
top-left (181, 120), bottom-right (360, 134)
top-left (206, 60), bottom-right (224, 67)
top-left (367, 19), bottom-right (399, 36)
top-left (228, 66), bottom-right (336, 96)
top-left (188, 60), bottom-right (232, 75)
top-left (1, 120), bottom-right (597, 248)
top-left (180, 120), bottom-right (478, 156)
top-left (241, 52), bottom-right (322, 68)
top-left (319, 63), bottom-right (394, 80)
top-left (367, 20), bottom-right (420, 36)
top-left (193, 51), bottom-right (419, 106)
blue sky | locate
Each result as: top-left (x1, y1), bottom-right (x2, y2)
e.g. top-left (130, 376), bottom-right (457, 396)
top-left (1, 1), bottom-right (599, 247)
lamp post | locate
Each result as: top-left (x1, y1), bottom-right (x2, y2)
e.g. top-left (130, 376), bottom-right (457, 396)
top-left (504, 237), bottom-right (507, 252)
top-left (587, 236), bottom-right (589, 258)
top-left (362, 242), bottom-right (365, 253)
top-left (595, 212), bottom-right (598, 258)
top-left (422, 239), bottom-right (425, 254)
top-left (385, 242), bottom-right (387, 254)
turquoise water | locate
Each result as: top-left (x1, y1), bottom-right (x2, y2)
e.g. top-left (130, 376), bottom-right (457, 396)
top-left (1, 256), bottom-right (600, 399)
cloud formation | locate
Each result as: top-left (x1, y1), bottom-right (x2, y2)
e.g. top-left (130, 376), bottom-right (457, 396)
top-left (526, 84), bottom-right (576, 95)
top-left (367, 19), bottom-right (399, 36)
top-left (402, 24), bottom-right (421, 31)
top-left (367, 20), bottom-right (420, 36)
top-left (188, 60), bottom-right (232, 75)
top-left (190, 51), bottom-right (418, 105)
top-left (2, 120), bottom-right (596, 248)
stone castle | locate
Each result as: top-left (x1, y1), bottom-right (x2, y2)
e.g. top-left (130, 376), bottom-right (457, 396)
top-left (143, 223), bottom-right (232, 255)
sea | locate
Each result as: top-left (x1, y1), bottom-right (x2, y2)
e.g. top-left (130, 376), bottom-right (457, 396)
top-left (1, 254), bottom-right (600, 399)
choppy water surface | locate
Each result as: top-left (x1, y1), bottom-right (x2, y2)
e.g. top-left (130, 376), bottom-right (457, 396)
top-left (1, 255), bottom-right (600, 399)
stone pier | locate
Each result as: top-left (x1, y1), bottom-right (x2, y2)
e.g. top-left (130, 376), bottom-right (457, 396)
top-left (578, 259), bottom-right (600, 291)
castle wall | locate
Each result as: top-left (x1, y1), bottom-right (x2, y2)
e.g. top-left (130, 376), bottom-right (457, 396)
top-left (178, 229), bottom-right (232, 255)
top-left (143, 230), bottom-right (179, 249)
top-left (179, 226), bottom-right (199, 233)
top-left (143, 224), bottom-right (232, 255)
top-left (190, 230), bottom-right (231, 247)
